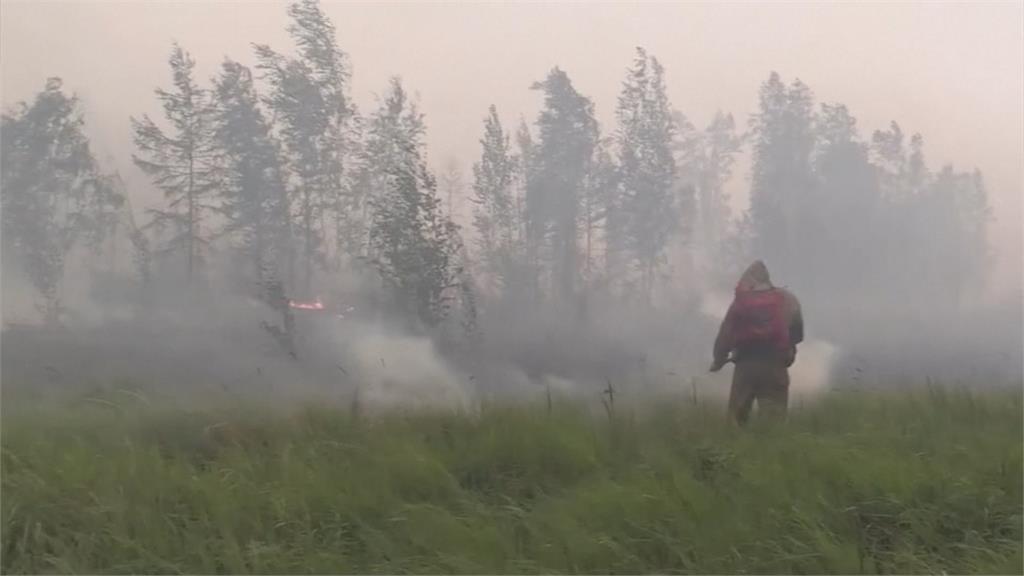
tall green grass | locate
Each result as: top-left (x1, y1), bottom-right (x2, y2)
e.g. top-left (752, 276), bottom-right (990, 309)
top-left (2, 388), bottom-right (1021, 574)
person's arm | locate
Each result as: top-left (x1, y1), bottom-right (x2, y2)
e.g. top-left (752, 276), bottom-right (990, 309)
top-left (786, 291), bottom-right (804, 346)
top-left (711, 302), bottom-right (736, 372)
top-left (780, 290), bottom-right (802, 367)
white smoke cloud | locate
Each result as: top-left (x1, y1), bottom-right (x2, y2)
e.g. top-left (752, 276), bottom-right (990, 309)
top-left (342, 327), bottom-right (473, 413)
top-left (788, 339), bottom-right (838, 401)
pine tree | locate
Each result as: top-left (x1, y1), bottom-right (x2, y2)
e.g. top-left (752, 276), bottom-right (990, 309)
top-left (513, 119), bottom-right (538, 301)
top-left (614, 48), bottom-right (677, 302)
top-left (582, 139), bottom-right (617, 289)
top-left (2, 78), bottom-right (118, 321)
top-left (367, 79), bottom-right (470, 330)
top-left (359, 78), bottom-right (426, 260)
top-left (254, 0), bottom-right (354, 293)
top-left (747, 71), bottom-right (816, 282)
top-left (528, 68), bottom-right (599, 306)
top-left (131, 43), bottom-right (219, 285)
top-left (471, 105), bottom-right (520, 295)
top-left (211, 58), bottom-right (292, 292)
top-left (869, 121), bottom-right (932, 299)
top-left (810, 103), bottom-right (880, 299)
top-left (916, 165), bottom-right (990, 308)
top-left (871, 121), bottom-right (906, 194)
top-left (439, 158), bottom-right (466, 223)
top-left (696, 111), bottom-right (742, 267)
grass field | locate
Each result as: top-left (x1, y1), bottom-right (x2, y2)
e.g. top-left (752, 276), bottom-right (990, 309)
top-left (2, 387), bottom-right (1021, 574)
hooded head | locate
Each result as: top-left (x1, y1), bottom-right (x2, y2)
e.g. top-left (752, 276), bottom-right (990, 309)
top-left (736, 260), bottom-right (773, 292)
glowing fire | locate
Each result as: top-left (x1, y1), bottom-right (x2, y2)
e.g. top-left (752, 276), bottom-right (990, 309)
top-left (289, 298), bottom-right (325, 310)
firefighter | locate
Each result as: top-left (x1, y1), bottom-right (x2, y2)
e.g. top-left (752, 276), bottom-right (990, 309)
top-left (261, 278), bottom-right (297, 359)
top-left (710, 260), bottom-right (803, 425)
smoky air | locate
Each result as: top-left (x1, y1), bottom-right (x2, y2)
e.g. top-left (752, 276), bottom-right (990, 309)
top-left (3, 4), bottom-right (1020, 406)
top-left (2, 2), bottom-right (1022, 573)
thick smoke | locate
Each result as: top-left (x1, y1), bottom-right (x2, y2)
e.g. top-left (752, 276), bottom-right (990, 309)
top-left (326, 323), bottom-right (474, 412)
top-left (2, 2), bottom-right (1019, 414)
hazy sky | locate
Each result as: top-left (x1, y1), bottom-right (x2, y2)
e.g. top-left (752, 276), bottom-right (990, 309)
top-left (2, 1), bottom-right (1021, 291)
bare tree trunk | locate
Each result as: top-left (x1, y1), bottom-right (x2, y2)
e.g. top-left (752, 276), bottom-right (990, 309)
top-left (584, 194), bottom-right (593, 284)
top-left (303, 189), bottom-right (313, 295)
top-left (187, 152), bottom-right (195, 284)
top-left (320, 203), bottom-right (329, 271)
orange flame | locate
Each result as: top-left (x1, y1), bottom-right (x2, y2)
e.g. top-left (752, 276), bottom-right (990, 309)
top-left (289, 299), bottom-right (324, 310)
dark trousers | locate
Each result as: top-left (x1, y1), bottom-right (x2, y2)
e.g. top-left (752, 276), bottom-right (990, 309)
top-left (727, 356), bottom-right (790, 425)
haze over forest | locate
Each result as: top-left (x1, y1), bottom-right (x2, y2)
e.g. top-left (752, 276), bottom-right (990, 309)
top-left (3, 2), bottom-right (1020, 285)
top-left (1, 1), bottom-right (1021, 404)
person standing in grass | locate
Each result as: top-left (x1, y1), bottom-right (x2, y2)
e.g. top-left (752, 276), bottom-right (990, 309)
top-left (710, 260), bottom-right (804, 424)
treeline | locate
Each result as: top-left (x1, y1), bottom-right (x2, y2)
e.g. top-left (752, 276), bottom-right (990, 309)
top-left (1, 0), bottom-right (994, 362)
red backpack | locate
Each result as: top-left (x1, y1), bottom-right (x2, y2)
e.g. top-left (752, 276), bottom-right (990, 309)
top-left (731, 289), bottom-right (789, 353)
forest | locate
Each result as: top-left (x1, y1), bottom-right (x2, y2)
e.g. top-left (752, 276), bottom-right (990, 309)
top-left (2, 2), bottom-right (1022, 573)
top-left (3, 1), bottom-right (1017, 403)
